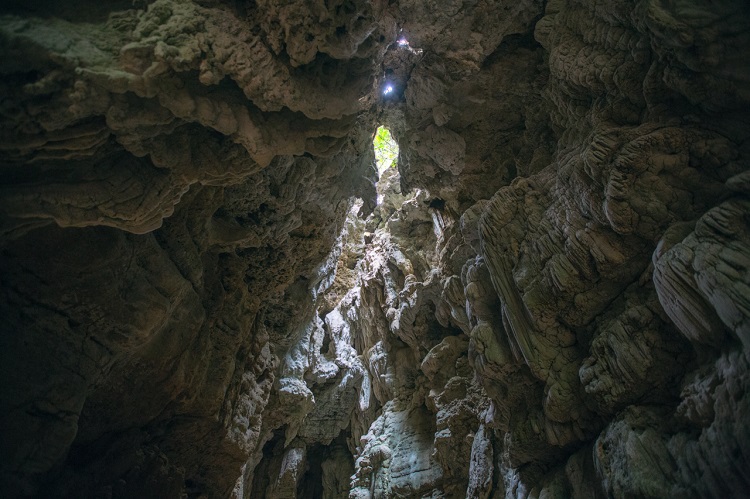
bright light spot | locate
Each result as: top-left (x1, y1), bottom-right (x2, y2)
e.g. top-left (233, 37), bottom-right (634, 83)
top-left (383, 85), bottom-right (394, 95)
top-left (396, 35), bottom-right (422, 55)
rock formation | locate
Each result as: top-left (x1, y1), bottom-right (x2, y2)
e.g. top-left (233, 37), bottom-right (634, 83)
top-left (1, 0), bottom-right (748, 498)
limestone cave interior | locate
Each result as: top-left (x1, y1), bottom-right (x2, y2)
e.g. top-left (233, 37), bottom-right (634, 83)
top-left (1, 0), bottom-right (749, 497)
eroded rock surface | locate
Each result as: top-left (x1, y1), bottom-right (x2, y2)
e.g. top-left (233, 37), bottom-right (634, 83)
top-left (1, 0), bottom-right (749, 498)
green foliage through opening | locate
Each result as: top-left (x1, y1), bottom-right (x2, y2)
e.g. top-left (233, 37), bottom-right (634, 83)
top-left (373, 126), bottom-right (398, 177)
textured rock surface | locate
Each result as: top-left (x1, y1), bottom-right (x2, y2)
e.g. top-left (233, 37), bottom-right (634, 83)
top-left (0, 1), bottom-right (384, 497)
top-left (1, 0), bottom-right (749, 498)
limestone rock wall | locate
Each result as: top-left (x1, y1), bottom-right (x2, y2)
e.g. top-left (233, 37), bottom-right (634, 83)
top-left (357, 0), bottom-right (750, 496)
top-left (1, 0), bottom-right (749, 498)
top-left (0, 1), bottom-right (388, 497)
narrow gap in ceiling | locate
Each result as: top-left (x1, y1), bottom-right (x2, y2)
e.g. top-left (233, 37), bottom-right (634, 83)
top-left (372, 125), bottom-right (399, 205)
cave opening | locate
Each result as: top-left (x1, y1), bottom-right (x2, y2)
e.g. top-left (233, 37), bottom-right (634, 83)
top-left (372, 125), bottom-right (399, 206)
top-left (296, 443), bottom-right (325, 499)
top-left (373, 125), bottom-right (398, 178)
